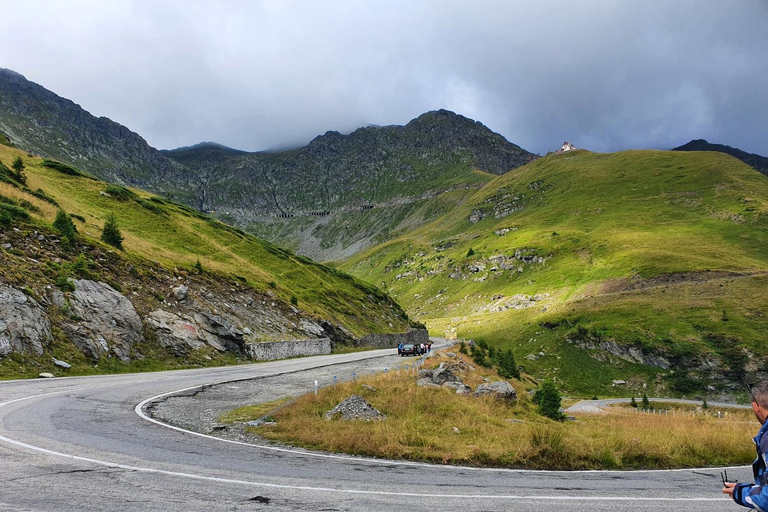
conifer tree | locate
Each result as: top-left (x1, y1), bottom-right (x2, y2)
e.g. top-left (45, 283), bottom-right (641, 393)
top-left (11, 156), bottom-right (26, 185)
top-left (534, 379), bottom-right (565, 420)
top-left (101, 213), bottom-right (123, 249)
top-left (641, 393), bottom-right (650, 411)
top-left (53, 210), bottom-right (78, 242)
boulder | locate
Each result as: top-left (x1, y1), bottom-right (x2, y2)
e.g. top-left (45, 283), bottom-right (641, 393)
top-left (38, 372), bottom-right (54, 378)
top-left (52, 358), bottom-right (71, 369)
top-left (431, 367), bottom-right (461, 385)
top-left (299, 319), bottom-right (325, 337)
top-left (442, 381), bottom-right (472, 394)
top-left (417, 378), bottom-right (439, 388)
top-left (193, 312), bottom-right (245, 353)
top-left (417, 369), bottom-right (434, 379)
top-left (63, 280), bottom-right (143, 362)
top-left (146, 309), bottom-right (206, 355)
top-left (325, 395), bottom-right (385, 421)
top-left (474, 381), bottom-right (518, 401)
top-left (171, 285), bottom-right (188, 301)
top-left (0, 284), bottom-right (52, 359)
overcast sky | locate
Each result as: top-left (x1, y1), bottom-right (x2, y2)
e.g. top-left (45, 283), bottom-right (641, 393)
top-left (2, 1), bottom-right (766, 156)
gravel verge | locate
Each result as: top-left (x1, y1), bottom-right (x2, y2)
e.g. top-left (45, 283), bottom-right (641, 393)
top-left (147, 351), bottom-right (433, 444)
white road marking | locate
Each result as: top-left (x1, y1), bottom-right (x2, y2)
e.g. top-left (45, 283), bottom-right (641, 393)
top-left (0, 380), bottom-right (743, 501)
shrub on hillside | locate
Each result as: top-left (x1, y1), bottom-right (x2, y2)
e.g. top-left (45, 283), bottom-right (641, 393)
top-left (101, 213), bottom-right (124, 249)
top-left (53, 209), bottom-right (78, 243)
top-left (533, 379), bottom-right (565, 421)
top-left (11, 156), bottom-right (26, 185)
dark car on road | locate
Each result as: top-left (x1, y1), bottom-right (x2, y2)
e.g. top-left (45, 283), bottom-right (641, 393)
top-left (398, 344), bottom-right (424, 356)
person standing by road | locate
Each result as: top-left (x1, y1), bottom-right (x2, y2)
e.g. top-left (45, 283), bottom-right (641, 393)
top-left (724, 381), bottom-right (768, 509)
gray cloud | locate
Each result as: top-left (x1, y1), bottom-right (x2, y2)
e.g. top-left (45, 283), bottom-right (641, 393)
top-left (1, 0), bottom-right (766, 156)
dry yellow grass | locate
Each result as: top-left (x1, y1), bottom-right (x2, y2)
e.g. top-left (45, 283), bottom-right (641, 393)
top-left (244, 353), bottom-right (757, 469)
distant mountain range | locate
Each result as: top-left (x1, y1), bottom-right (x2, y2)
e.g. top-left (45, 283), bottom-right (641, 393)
top-left (674, 139), bottom-right (768, 176)
top-left (0, 68), bottom-right (534, 258)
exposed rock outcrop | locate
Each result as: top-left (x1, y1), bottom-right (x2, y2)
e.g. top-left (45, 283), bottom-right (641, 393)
top-left (60, 279), bottom-right (143, 361)
top-left (0, 284), bottom-right (52, 359)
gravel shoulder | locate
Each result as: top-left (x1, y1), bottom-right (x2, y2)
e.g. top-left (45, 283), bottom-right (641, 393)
top-left (148, 349), bottom-right (434, 443)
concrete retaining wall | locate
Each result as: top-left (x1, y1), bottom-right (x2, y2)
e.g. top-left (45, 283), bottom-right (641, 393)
top-left (357, 329), bottom-right (430, 349)
top-left (246, 338), bottom-right (331, 361)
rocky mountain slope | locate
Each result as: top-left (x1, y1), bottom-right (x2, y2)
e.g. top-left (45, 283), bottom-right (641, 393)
top-left (162, 110), bottom-right (535, 259)
top-left (0, 142), bottom-right (416, 379)
top-left (342, 149), bottom-right (768, 397)
top-left (0, 69), bottom-right (534, 260)
top-left (674, 139), bottom-right (768, 176)
top-left (0, 68), bottom-right (195, 193)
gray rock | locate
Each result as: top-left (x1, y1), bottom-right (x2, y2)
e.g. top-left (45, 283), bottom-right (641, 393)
top-left (299, 319), bottom-right (325, 337)
top-left (431, 367), bottom-right (461, 385)
top-left (361, 384), bottom-right (377, 392)
top-left (474, 380), bottom-right (518, 401)
top-left (172, 285), bottom-right (188, 301)
top-left (325, 395), bottom-right (385, 421)
top-left (445, 352), bottom-right (456, 358)
top-left (194, 312), bottom-right (244, 354)
top-left (52, 358), bottom-right (71, 369)
top-left (442, 381), bottom-right (472, 394)
top-left (0, 284), bottom-right (52, 359)
top-left (63, 280), bottom-right (143, 362)
top-left (452, 426), bottom-right (460, 434)
top-left (416, 378), bottom-right (439, 388)
top-left (38, 372), bottom-right (54, 378)
top-left (417, 369), bottom-right (434, 379)
top-left (146, 309), bottom-right (206, 355)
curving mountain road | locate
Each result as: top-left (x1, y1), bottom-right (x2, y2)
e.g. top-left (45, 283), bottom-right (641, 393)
top-left (0, 348), bottom-right (750, 511)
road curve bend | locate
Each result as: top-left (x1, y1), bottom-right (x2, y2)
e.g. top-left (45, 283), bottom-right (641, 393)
top-left (0, 348), bottom-right (748, 512)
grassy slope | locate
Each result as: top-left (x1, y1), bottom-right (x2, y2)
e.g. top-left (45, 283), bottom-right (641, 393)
top-left (342, 150), bottom-right (768, 394)
top-left (0, 144), bottom-right (410, 337)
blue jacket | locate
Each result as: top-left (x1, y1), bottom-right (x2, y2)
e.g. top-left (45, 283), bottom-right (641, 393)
top-left (733, 420), bottom-right (768, 510)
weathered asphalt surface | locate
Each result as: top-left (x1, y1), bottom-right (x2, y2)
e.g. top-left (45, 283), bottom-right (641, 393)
top-left (0, 347), bottom-right (752, 512)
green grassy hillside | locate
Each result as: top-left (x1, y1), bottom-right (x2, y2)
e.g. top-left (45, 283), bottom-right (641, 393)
top-left (0, 143), bottom-right (411, 339)
top-left (342, 150), bottom-right (768, 395)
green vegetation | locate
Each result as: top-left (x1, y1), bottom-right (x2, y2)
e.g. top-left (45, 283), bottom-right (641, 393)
top-left (533, 379), bottom-right (565, 420)
top-left (342, 150), bottom-right (768, 394)
top-left (219, 397), bottom-right (293, 424)
top-left (53, 209), bottom-right (77, 243)
top-left (100, 212), bottom-right (124, 249)
top-left (0, 142), bottom-right (410, 340)
top-left (237, 351), bottom-right (755, 469)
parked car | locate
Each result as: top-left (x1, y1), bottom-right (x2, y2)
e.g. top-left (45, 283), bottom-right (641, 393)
top-left (399, 344), bottom-right (424, 356)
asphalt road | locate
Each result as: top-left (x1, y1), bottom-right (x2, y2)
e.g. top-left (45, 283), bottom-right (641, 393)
top-left (0, 347), bottom-right (754, 512)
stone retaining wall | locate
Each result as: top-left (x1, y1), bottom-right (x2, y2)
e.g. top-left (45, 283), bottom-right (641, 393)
top-left (357, 328), bottom-right (430, 349)
top-left (246, 338), bottom-right (331, 361)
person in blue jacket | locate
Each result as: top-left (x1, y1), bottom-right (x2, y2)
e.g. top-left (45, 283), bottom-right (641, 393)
top-left (724, 381), bottom-right (768, 509)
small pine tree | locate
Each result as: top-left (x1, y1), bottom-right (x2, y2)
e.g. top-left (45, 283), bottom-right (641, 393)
top-left (53, 210), bottom-right (77, 243)
top-left (100, 213), bottom-right (123, 249)
top-left (497, 349), bottom-right (520, 379)
top-left (11, 156), bottom-right (26, 185)
top-left (630, 397), bottom-right (638, 408)
top-left (290, 295), bottom-right (299, 307)
top-left (641, 393), bottom-right (650, 411)
top-left (535, 379), bottom-right (564, 421)
top-left (466, 247), bottom-right (475, 257)
top-left (194, 259), bottom-right (204, 273)
top-left (702, 398), bottom-right (708, 410)
top-left (459, 341), bottom-right (468, 355)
